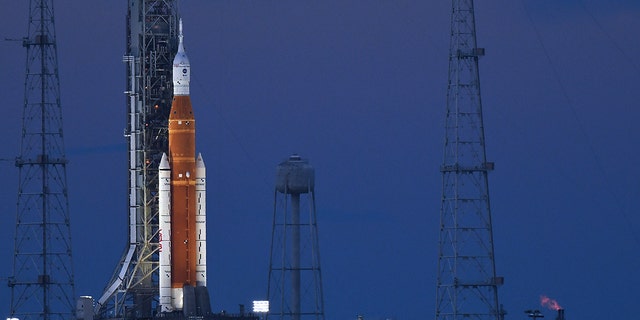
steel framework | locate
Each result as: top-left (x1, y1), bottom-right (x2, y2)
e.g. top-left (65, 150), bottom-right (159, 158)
top-left (97, 1), bottom-right (179, 318)
top-left (435, 1), bottom-right (504, 320)
top-left (267, 156), bottom-right (325, 320)
top-left (9, 1), bottom-right (76, 320)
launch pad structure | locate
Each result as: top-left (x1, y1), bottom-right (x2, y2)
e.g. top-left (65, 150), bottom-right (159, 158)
top-left (95, 1), bottom-right (178, 318)
top-left (435, 1), bottom-right (505, 320)
top-left (90, 2), bottom-right (258, 320)
top-left (267, 155), bottom-right (325, 320)
top-left (9, 1), bottom-right (76, 320)
top-left (5, 1), bottom-right (515, 320)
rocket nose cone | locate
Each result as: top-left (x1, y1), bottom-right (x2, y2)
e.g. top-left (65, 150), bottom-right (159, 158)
top-left (173, 51), bottom-right (190, 67)
top-left (160, 153), bottom-right (170, 169)
top-left (196, 153), bottom-right (205, 168)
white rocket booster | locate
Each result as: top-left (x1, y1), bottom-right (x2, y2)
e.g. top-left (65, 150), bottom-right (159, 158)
top-left (195, 153), bottom-right (207, 287)
top-left (159, 153), bottom-right (173, 312)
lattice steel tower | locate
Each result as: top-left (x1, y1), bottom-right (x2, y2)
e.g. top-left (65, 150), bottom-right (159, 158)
top-left (9, 1), bottom-right (76, 320)
top-left (435, 1), bottom-right (504, 320)
top-left (267, 155), bottom-right (325, 320)
top-left (96, 1), bottom-right (179, 318)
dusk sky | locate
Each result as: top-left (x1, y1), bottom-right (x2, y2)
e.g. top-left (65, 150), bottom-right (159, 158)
top-left (1, 1), bottom-right (640, 319)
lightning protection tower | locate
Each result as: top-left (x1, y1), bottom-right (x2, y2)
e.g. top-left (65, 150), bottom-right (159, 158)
top-left (267, 155), bottom-right (325, 320)
top-left (9, 1), bottom-right (76, 320)
top-left (96, 1), bottom-right (179, 318)
top-left (435, 1), bottom-right (504, 320)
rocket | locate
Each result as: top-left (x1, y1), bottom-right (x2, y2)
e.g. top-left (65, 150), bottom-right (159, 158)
top-left (159, 19), bottom-right (208, 314)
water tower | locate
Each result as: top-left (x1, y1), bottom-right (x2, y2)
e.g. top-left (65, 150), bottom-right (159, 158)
top-left (267, 155), bottom-right (325, 320)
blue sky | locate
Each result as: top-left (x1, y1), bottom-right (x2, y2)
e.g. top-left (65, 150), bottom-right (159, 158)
top-left (1, 1), bottom-right (639, 319)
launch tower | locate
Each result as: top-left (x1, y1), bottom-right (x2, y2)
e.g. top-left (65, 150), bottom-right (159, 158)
top-left (97, 0), bottom-right (179, 317)
top-left (9, 1), bottom-right (76, 319)
top-left (267, 155), bottom-right (325, 320)
top-left (435, 1), bottom-right (504, 320)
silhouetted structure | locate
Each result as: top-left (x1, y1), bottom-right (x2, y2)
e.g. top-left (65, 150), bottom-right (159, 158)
top-left (435, 1), bottom-right (504, 320)
top-left (97, 0), bottom-right (179, 317)
top-left (267, 155), bottom-right (325, 320)
top-left (9, 1), bottom-right (76, 319)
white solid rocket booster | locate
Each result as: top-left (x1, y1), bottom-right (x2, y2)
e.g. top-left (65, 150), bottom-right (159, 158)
top-left (159, 153), bottom-right (173, 312)
top-left (195, 153), bottom-right (207, 287)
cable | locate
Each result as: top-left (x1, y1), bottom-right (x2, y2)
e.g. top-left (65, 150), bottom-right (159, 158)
top-left (521, 0), bottom-right (640, 248)
top-left (577, 0), bottom-right (640, 75)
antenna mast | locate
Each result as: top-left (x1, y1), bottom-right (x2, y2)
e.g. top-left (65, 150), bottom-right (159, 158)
top-left (435, 1), bottom-right (504, 319)
top-left (9, 1), bottom-right (76, 319)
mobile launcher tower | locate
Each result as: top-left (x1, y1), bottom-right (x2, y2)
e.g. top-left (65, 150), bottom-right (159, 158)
top-left (89, 3), bottom-right (258, 320)
top-left (93, 1), bottom-right (180, 318)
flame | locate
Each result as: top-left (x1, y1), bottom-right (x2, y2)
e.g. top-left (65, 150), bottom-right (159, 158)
top-left (540, 295), bottom-right (562, 311)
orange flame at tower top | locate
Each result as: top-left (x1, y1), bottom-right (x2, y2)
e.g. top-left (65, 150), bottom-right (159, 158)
top-left (540, 295), bottom-right (563, 311)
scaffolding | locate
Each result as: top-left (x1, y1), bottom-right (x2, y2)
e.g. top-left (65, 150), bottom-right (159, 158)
top-left (97, 1), bottom-right (179, 318)
top-left (435, 1), bottom-right (505, 320)
top-left (9, 1), bottom-right (76, 320)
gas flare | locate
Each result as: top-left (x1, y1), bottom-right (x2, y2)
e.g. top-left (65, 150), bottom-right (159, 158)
top-left (540, 295), bottom-right (562, 311)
